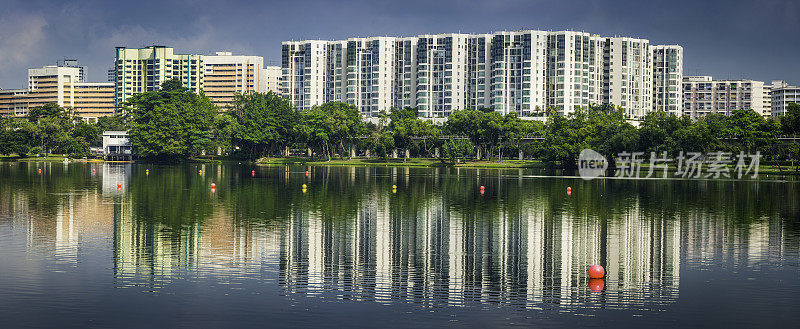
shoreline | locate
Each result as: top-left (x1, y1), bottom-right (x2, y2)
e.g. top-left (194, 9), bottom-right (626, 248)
top-left (3, 155), bottom-right (799, 175)
top-left (255, 157), bottom-right (547, 169)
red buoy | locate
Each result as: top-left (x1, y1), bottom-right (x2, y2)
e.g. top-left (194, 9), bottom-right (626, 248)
top-left (38, 169), bottom-right (42, 174)
top-left (92, 169), bottom-right (96, 173)
top-left (588, 278), bottom-right (604, 292)
top-left (588, 264), bottom-right (605, 279)
top-left (210, 183), bottom-right (216, 188)
top-left (251, 170), bottom-right (255, 176)
top-left (305, 171), bottom-right (309, 177)
top-left (116, 183), bottom-right (122, 189)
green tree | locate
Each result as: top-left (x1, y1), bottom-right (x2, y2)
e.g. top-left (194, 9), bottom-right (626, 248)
top-left (441, 137), bottom-right (473, 163)
top-left (299, 102), bottom-right (366, 160)
top-left (225, 92), bottom-right (299, 160)
top-left (781, 102), bottom-right (800, 135)
top-left (68, 120), bottom-right (100, 156)
top-left (213, 114), bottom-right (239, 155)
top-left (638, 111), bottom-right (690, 154)
top-left (96, 115), bottom-right (129, 131)
top-left (125, 78), bottom-right (217, 162)
top-left (27, 103), bottom-right (71, 122)
top-left (388, 107), bottom-right (419, 160)
top-left (445, 109), bottom-right (503, 160)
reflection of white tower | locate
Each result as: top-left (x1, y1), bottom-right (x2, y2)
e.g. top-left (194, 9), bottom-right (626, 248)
top-left (55, 195), bottom-right (78, 262)
top-left (375, 193), bottom-right (391, 301)
top-left (102, 163), bottom-right (131, 194)
top-left (558, 211), bottom-right (574, 305)
top-left (525, 205), bottom-right (546, 306)
top-left (307, 211), bottom-right (324, 291)
top-left (448, 210), bottom-right (464, 305)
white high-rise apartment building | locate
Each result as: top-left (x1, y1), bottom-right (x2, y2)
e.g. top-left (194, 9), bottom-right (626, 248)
top-left (263, 66), bottom-right (282, 94)
top-left (204, 52), bottom-right (266, 108)
top-left (651, 45), bottom-right (683, 115)
top-left (282, 30), bottom-right (682, 118)
top-left (768, 80), bottom-right (800, 116)
top-left (682, 76), bottom-right (769, 118)
top-left (605, 37), bottom-right (653, 118)
top-left (282, 41), bottom-right (328, 110)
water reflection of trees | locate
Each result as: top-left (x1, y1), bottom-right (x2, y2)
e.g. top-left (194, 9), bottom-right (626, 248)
top-left (0, 163), bottom-right (797, 309)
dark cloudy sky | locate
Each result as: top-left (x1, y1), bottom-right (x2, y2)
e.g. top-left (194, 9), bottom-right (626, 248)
top-left (0, 0), bottom-right (798, 88)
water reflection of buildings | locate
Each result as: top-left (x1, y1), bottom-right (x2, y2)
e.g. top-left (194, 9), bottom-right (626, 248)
top-left (0, 190), bottom-right (115, 263)
top-left (3, 166), bottom-right (796, 310)
top-left (101, 163), bottom-right (131, 194)
top-left (279, 195), bottom-right (682, 309)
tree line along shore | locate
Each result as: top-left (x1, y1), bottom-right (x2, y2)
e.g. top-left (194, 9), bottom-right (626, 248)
top-left (2, 79), bottom-right (800, 173)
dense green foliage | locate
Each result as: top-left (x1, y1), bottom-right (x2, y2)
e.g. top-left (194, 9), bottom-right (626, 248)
top-left (125, 79), bottom-right (217, 161)
top-left (0, 103), bottom-right (101, 157)
top-left (297, 102), bottom-right (367, 160)
top-left (222, 92), bottom-right (298, 159)
top-left (3, 82), bottom-right (799, 170)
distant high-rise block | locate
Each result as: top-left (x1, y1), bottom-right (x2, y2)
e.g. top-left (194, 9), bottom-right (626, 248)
top-left (768, 80), bottom-right (800, 117)
top-left (263, 66), bottom-right (282, 95)
top-left (652, 45), bottom-right (683, 116)
top-left (682, 76), bottom-right (770, 118)
top-left (282, 30), bottom-right (683, 119)
top-left (204, 52), bottom-right (268, 109)
top-left (0, 65), bottom-right (115, 121)
top-left (114, 46), bottom-right (204, 106)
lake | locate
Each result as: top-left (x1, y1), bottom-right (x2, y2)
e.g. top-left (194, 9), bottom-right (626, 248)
top-left (0, 162), bottom-right (798, 328)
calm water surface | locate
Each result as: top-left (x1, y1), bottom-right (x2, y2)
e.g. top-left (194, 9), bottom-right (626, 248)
top-left (0, 162), bottom-right (798, 328)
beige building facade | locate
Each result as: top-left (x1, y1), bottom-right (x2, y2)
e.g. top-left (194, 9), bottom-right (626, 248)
top-left (203, 52), bottom-right (267, 108)
top-left (1, 66), bottom-right (115, 120)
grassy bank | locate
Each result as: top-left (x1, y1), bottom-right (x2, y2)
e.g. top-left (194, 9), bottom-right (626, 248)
top-left (256, 157), bottom-right (546, 169)
top-left (1, 155), bottom-right (74, 162)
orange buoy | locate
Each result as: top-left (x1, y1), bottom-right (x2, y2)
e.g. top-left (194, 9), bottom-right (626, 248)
top-left (210, 183), bottom-right (216, 188)
top-left (92, 169), bottom-right (96, 173)
top-left (251, 170), bottom-right (255, 176)
top-left (38, 169), bottom-right (42, 173)
top-left (588, 278), bottom-right (604, 292)
top-left (116, 183), bottom-right (122, 189)
top-left (305, 171), bottom-right (309, 177)
top-left (210, 187), bottom-right (216, 193)
top-left (480, 185), bottom-right (485, 190)
top-left (588, 264), bottom-right (605, 279)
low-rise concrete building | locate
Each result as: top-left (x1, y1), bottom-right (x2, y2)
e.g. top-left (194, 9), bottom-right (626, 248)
top-left (768, 80), bottom-right (800, 116)
top-left (682, 76), bottom-right (770, 118)
top-left (102, 131), bottom-right (132, 161)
